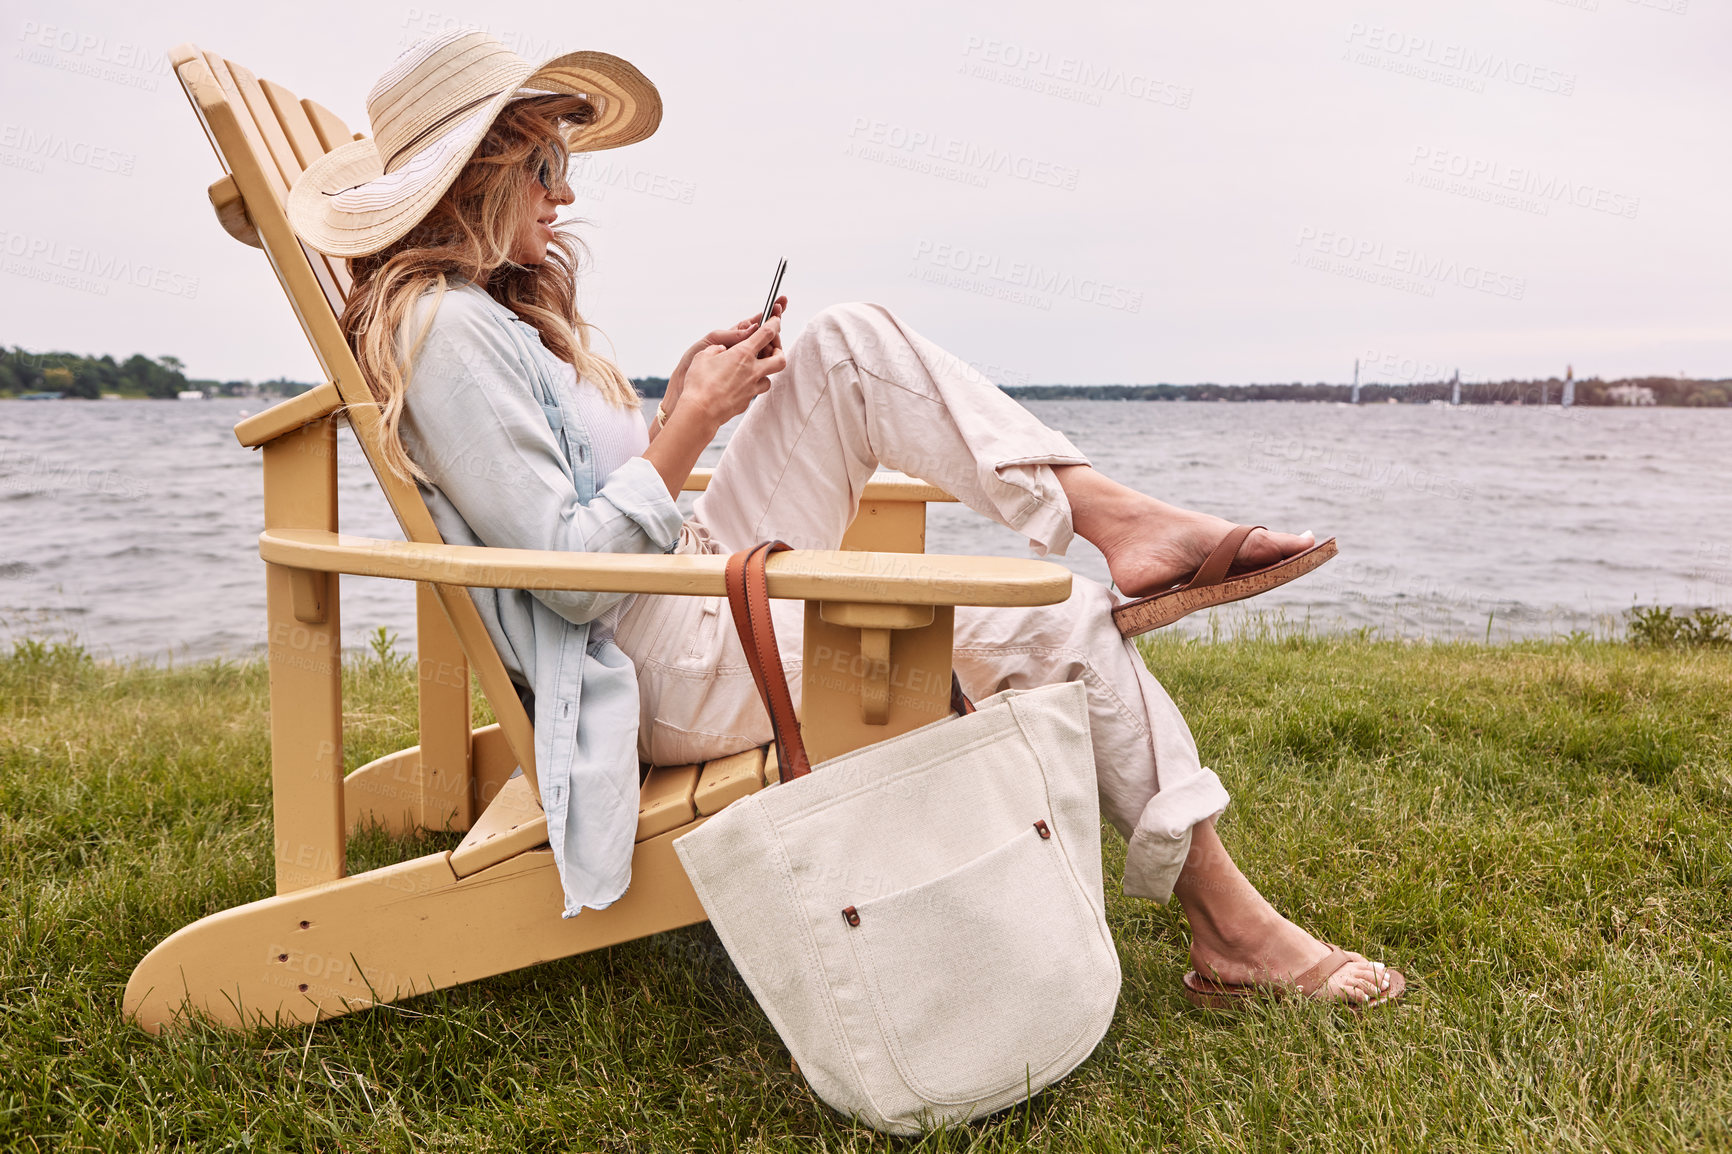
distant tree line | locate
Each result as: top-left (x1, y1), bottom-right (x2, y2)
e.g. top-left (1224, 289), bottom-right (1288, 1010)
top-left (6, 347), bottom-right (1726, 408)
top-left (998, 376), bottom-right (1730, 407)
top-left (0, 347), bottom-right (675, 400)
top-left (0, 346), bottom-right (315, 399)
top-left (2, 347), bottom-right (190, 399)
top-left (639, 374), bottom-right (1727, 407)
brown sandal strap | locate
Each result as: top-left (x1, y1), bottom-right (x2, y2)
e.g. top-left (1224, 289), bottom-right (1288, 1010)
top-left (1290, 945), bottom-right (1353, 998)
top-left (1185, 524), bottom-right (1263, 590)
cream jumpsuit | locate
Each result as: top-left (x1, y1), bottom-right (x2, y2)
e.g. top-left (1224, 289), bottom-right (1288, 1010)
top-left (614, 302), bottom-right (1230, 903)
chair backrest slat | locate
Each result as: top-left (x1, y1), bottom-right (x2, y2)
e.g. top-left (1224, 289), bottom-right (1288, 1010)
top-left (199, 53), bottom-right (289, 203)
top-left (256, 75), bottom-right (352, 309)
top-left (260, 77), bottom-right (321, 169)
top-left (173, 45), bottom-right (540, 788)
top-left (199, 55), bottom-right (352, 316)
top-left (301, 97), bottom-right (358, 153)
top-left (290, 98), bottom-right (358, 301)
top-left (227, 58), bottom-right (306, 188)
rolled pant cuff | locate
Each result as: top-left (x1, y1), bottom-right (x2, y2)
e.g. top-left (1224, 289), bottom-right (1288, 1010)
top-left (1122, 825), bottom-right (1195, 905)
top-left (991, 459), bottom-right (1090, 556)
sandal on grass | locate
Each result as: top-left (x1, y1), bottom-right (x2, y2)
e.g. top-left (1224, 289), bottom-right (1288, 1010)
top-left (1112, 524), bottom-right (1337, 638)
top-left (1182, 945), bottom-right (1407, 1010)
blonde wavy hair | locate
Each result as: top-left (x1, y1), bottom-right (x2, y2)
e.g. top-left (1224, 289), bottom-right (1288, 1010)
top-left (340, 94), bottom-right (637, 482)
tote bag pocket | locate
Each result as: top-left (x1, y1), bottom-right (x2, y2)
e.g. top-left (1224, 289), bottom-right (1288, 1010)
top-left (847, 824), bottom-right (1116, 1106)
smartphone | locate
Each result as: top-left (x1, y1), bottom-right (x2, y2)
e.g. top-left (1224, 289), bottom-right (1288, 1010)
top-left (759, 257), bottom-right (788, 328)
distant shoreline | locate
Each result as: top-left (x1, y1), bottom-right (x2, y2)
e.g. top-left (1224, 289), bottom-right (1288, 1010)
top-left (5, 343), bottom-right (1726, 408)
top-left (633, 375), bottom-right (1731, 408)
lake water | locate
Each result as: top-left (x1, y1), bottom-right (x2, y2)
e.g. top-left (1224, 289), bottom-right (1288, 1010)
top-left (3, 398), bottom-right (1728, 662)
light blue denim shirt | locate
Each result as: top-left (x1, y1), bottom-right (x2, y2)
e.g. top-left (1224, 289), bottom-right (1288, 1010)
top-left (398, 281), bottom-right (683, 917)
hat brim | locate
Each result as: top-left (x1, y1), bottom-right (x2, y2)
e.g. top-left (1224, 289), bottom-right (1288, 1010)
top-left (288, 50), bottom-right (661, 259)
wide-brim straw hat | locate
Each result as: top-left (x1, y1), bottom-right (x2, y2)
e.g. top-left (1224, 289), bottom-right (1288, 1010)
top-left (288, 28), bottom-right (660, 258)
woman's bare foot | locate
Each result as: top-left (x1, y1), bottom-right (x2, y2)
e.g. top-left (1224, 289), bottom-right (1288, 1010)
top-left (1173, 820), bottom-right (1394, 1005)
top-left (1051, 465), bottom-right (1315, 599)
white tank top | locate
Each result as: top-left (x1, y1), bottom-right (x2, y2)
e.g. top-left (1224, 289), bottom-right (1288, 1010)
top-left (560, 363), bottom-right (648, 481)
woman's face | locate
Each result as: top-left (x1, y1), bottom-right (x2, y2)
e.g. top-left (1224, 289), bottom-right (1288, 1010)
top-left (509, 152), bottom-right (573, 267)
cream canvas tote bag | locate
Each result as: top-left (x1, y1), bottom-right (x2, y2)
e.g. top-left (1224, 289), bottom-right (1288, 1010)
top-left (673, 543), bottom-right (1121, 1135)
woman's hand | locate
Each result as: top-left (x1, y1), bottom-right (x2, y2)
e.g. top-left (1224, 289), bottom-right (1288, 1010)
top-left (663, 296), bottom-right (787, 415)
top-left (642, 315), bottom-right (786, 497)
top-left (677, 315), bottom-right (787, 430)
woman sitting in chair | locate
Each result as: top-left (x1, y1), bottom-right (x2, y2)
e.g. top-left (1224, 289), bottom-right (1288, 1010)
top-left (288, 30), bottom-right (1402, 1008)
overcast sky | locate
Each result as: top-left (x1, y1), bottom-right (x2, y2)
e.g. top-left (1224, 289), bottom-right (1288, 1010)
top-left (3, 0), bottom-right (1726, 388)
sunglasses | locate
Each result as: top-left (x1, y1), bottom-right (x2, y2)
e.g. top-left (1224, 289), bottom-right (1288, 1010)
top-left (535, 154), bottom-right (568, 194)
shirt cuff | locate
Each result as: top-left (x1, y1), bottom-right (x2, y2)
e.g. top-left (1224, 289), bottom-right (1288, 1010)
top-left (599, 456), bottom-right (684, 553)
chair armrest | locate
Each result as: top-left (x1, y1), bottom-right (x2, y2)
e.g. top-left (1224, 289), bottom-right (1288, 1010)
top-left (680, 468), bottom-right (956, 504)
top-left (234, 382), bottom-right (343, 447)
top-left (259, 529), bottom-right (1070, 606)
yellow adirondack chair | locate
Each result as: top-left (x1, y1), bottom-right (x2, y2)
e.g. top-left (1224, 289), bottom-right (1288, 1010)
top-left (123, 44), bottom-right (1073, 1034)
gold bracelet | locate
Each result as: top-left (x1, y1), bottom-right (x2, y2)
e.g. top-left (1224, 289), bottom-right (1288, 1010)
top-left (655, 401), bottom-right (672, 426)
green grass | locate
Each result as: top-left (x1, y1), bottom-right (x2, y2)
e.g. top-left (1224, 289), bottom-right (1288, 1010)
top-left (2, 634), bottom-right (1729, 1152)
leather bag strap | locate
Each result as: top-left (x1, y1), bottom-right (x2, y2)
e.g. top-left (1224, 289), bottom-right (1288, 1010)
top-left (725, 541), bottom-right (813, 780)
top-left (950, 671), bottom-right (976, 716)
top-left (724, 541), bottom-right (976, 783)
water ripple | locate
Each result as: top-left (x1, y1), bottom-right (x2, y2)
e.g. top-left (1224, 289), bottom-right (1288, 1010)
top-left (3, 398), bottom-right (1728, 660)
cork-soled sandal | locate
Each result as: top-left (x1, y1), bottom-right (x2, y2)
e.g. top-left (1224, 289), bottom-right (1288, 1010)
top-left (1112, 525), bottom-right (1337, 638)
top-left (1182, 945), bottom-right (1407, 1010)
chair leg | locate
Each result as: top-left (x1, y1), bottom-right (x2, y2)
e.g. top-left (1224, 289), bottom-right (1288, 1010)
top-left (123, 822), bottom-right (710, 1033)
top-left (413, 582), bottom-right (474, 830)
top-left (262, 418), bottom-right (344, 893)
